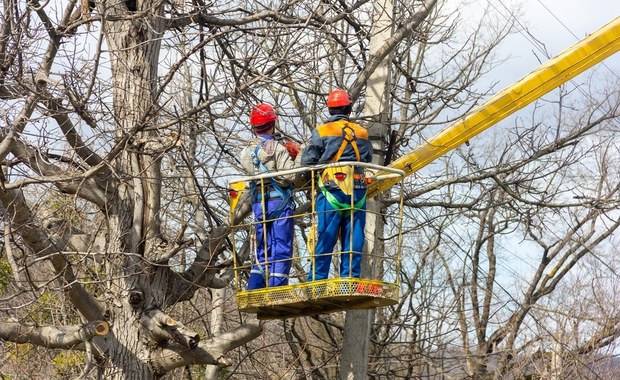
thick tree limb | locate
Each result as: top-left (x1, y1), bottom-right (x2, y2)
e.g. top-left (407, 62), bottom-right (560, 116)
top-left (0, 186), bottom-right (105, 321)
top-left (576, 315), bottom-right (620, 355)
top-left (140, 309), bottom-right (199, 349)
top-left (4, 135), bottom-right (109, 206)
top-left (149, 321), bottom-right (263, 373)
top-left (44, 98), bottom-right (105, 169)
top-left (0, 320), bottom-right (109, 349)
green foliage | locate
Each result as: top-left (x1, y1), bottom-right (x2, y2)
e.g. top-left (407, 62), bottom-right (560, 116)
top-left (29, 291), bottom-right (59, 324)
top-left (53, 351), bottom-right (85, 378)
top-left (7, 343), bottom-right (35, 365)
top-left (193, 365), bottom-right (206, 378)
top-left (46, 196), bottom-right (84, 227)
top-left (28, 291), bottom-right (81, 326)
top-left (6, 342), bottom-right (61, 377)
top-left (0, 256), bottom-right (11, 295)
top-left (219, 366), bottom-right (231, 378)
top-left (8, 343), bottom-right (34, 359)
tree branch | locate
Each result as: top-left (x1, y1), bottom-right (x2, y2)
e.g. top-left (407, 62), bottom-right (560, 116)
top-left (140, 309), bottom-right (200, 349)
top-left (4, 135), bottom-right (109, 207)
top-left (350, 0), bottom-right (437, 102)
top-left (44, 97), bottom-right (105, 169)
top-left (0, 185), bottom-right (105, 320)
top-left (149, 321), bottom-right (263, 373)
top-left (0, 320), bottom-right (109, 349)
top-left (167, 1), bottom-right (370, 30)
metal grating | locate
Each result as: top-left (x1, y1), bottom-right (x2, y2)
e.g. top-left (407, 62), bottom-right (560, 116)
top-left (230, 162), bottom-right (406, 318)
top-left (236, 278), bottom-right (398, 319)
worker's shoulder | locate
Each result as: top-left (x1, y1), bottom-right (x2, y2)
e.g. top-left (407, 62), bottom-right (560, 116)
top-left (240, 138), bottom-right (257, 153)
top-left (242, 137), bottom-right (262, 146)
top-left (346, 121), bottom-right (369, 139)
top-left (315, 120), bottom-right (369, 139)
top-left (240, 137), bottom-right (277, 155)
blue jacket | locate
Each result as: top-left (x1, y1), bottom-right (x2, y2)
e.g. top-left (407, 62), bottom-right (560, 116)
top-left (301, 115), bottom-right (373, 166)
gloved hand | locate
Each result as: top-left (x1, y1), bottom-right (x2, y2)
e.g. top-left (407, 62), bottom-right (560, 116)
top-left (283, 141), bottom-right (301, 161)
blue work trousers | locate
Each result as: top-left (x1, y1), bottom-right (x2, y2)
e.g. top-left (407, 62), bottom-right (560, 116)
top-left (308, 188), bottom-right (366, 281)
top-left (247, 199), bottom-right (294, 290)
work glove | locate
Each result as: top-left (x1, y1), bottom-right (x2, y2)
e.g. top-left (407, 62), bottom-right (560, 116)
top-left (283, 141), bottom-right (301, 161)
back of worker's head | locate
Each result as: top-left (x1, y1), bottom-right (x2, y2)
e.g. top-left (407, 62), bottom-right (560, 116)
top-left (250, 103), bottom-right (277, 135)
top-left (327, 89), bottom-right (352, 116)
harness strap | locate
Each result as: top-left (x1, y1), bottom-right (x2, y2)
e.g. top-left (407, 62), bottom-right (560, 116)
top-left (320, 121), bottom-right (365, 208)
top-left (318, 176), bottom-right (366, 216)
top-left (332, 123), bottom-right (361, 162)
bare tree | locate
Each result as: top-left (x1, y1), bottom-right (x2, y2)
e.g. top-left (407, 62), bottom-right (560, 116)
top-left (0, 0), bottom-right (445, 377)
top-left (3, 0), bottom-right (616, 378)
top-left (362, 80), bottom-right (620, 379)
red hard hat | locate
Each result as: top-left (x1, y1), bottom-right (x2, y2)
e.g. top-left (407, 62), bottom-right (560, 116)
top-left (250, 103), bottom-right (277, 126)
top-left (327, 89), bottom-right (351, 108)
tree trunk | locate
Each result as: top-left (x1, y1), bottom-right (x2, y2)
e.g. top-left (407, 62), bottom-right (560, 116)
top-left (95, 3), bottom-right (168, 378)
top-left (102, 307), bottom-right (157, 379)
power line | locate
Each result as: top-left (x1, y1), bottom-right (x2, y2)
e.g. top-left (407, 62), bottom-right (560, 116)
top-left (536, 0), bottom-right (579, 40)
top-left (491, 0), bottom-right (619, 82)
top-left (534, 0), bottom-right (620, 80)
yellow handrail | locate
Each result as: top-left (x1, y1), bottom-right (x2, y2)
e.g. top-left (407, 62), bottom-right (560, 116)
top-left (367, 16), bottom-right (620, 198)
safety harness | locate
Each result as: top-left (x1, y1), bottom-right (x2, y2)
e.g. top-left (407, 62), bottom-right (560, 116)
top-left (249, 139), bottom-right (292, 219)
top-left (318, 122), bottom-right (366, 215)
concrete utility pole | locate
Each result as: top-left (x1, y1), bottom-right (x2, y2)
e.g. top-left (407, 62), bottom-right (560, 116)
top-left (340, 0), bottom-right (393, 378)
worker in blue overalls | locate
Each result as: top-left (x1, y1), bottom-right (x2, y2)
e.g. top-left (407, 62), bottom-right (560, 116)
top-left (300, 89), bottom-right (373, 280)
top-left (240, 103), bottom-right (300, 289)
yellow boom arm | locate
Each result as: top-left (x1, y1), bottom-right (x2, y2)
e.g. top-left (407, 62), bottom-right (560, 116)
top-left (367, 16), bottom-right (620, 199)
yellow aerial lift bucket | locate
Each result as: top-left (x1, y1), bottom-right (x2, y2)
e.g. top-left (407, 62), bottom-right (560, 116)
top-left (230, 162), bottom-right (405, 319)
top-left (230, 15), bottom-right (620, 318)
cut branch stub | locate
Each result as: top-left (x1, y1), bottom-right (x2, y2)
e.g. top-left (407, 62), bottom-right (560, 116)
top-left (82, 320), bottom-right (110, 340)
top-left (167, 325), bottom-right (199, 349)
top-left (94, 321), bottom-right (110, 336)
top-left (140, 309), bottom-right (199, 348)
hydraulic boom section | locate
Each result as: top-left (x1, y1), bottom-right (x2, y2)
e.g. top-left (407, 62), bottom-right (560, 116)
top-left (368, 16), bottom-right (620, 199)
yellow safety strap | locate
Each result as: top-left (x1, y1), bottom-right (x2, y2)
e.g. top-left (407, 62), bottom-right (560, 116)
top-left (322, 123), bottom-right (362, 196)
top-left (332, 123), bottom-right (360, 162)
